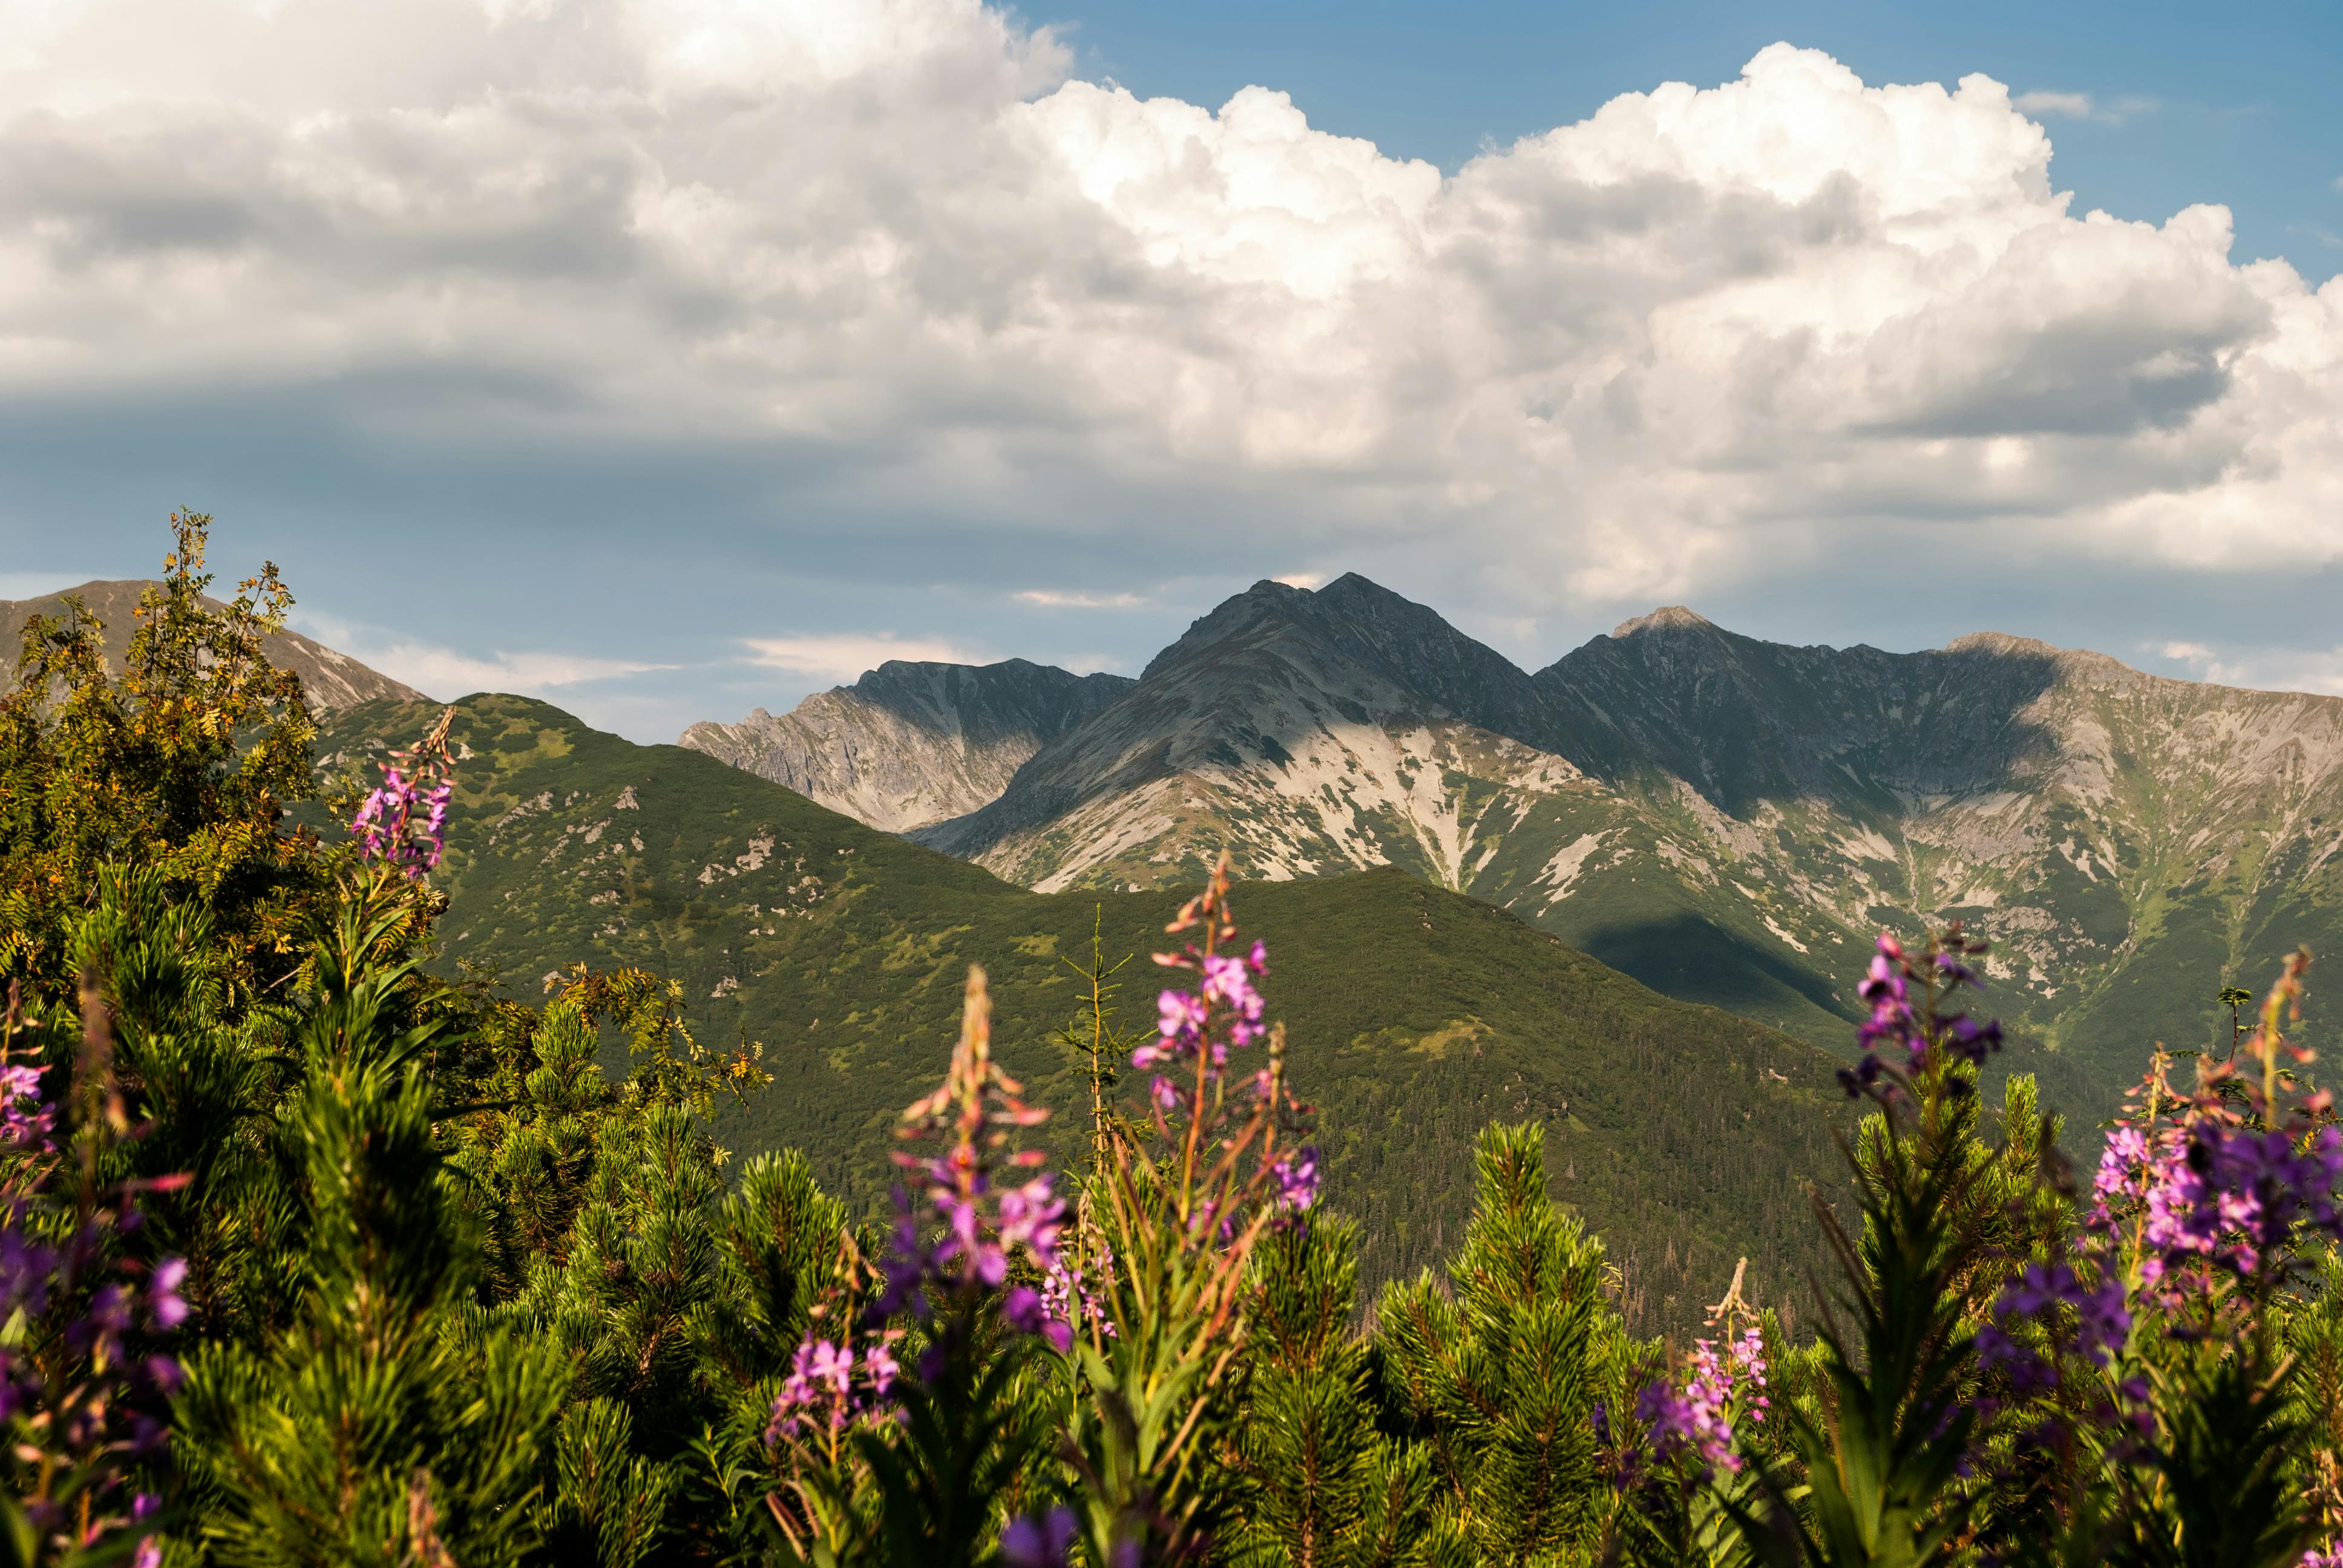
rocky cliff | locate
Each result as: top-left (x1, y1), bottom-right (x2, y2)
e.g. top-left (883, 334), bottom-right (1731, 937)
top-left (678, 658), bottom-right (1135, 833)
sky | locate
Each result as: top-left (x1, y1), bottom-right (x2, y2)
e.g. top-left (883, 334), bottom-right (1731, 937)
top-left (2, 0), bottom-right (2341, 742)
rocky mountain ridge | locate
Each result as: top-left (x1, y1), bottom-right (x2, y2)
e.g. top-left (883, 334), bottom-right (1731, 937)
top-left (678, 658), bottom-right (1133, 832)
top-left (830, 573), bottom-right (2343, 1114)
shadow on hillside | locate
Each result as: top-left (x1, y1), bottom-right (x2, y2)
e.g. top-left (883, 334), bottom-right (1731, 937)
top-left (1570, 910), bottom-right (1858, 1052)
top-left (1546, 632), bottom-right (2071, 819)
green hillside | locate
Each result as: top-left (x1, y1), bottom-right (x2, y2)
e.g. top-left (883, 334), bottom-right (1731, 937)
top-left (313, 694), bottom-right (1867, 1334)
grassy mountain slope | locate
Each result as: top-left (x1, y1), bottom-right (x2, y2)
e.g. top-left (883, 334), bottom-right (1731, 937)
top-left (315, 693), bottom-right (1861, 1334)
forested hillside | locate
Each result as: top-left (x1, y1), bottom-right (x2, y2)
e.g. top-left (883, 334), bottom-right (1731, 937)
top-left (315, 693), bottom-right (1855, 1328)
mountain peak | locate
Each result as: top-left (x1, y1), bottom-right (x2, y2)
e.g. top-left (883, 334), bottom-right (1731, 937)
top-left (0, 578), bottom-right (424, 710)
top-left (678, 657), bottom-right (1133, 832)
top-left (1610, 606), bottom-right (1715, 639)
top-left (1941, 630), bottom-right (2063, 658)
top-left (1242, 578), bottom-right (1312, 601)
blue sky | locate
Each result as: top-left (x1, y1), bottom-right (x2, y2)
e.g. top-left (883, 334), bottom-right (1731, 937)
top-left (3, 0), bottom-right (2342, 740)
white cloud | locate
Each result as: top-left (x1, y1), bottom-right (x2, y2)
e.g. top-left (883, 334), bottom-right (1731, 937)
top-left (1013, 589), bottom-right (1144, 609)
top-left (1, 7), bottom-right (2340, 629)
top-left (2014, 90), bottom-right (2156, 125)
top-left (287, 610), bottom-right (675, 697)
top-left (1273, 572), bottom-right (1327, 589)
top-left (2155, 638), bottom-right (2343, 696)
top-left (741, 633), bottom-right (988, 682)
top-left (359, 642), bottom-right (673, 698)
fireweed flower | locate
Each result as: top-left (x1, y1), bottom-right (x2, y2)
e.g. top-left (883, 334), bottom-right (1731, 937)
top-left (873, 968), bottom-right (1067, 1345)
top-left (349, 711), bottom-right (458, 878)
top-left (1977, 1261), bottom-right (2131, 1397)
top-left (1040, 1245), bottom-right (1116, 1342)
top-left (0, 1004), bottom-right (187, 1562)
top-left (1271, 1148), bottom-right (1320, 1214)
top-left (1838, 928), bottom-right (2002, 1102)
top-left (766, 1334), bottom-right (903, 1442)
top-left (1001, 1507), bottom-right (1079, 1568)
top-left (350, 767), bottom-right (453, 877)
top-left (1638, 1328), bottom-right (1768, 1477)
top-left (1141, 928), bottom-right (1269, 1097)
top-left (1119, 857), bottom-right (1319, 1272)
top-left (2134, 1123), bottom-right (2343, 1283)
top-left (0, 1061), bottom-right (54, 1149)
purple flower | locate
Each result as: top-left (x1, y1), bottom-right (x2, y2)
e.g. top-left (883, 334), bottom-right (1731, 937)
top-left (1981, 1256), bottom-right (2132, 1395)
top-left (148, 1258), bottom-right (188, 1330)
top-left (1041, 1246), bottom-right (1116, 1345)
top-left (2091, 1126), bottom-right (2150, 1223)
top-left (1843, 930), bottom-right (2003, 1096)
top-left (1639, 1328), bottom-right (1768, 1476)
top-left (1272, 1148), bottom-right (1320, 1214)
top-left (0, 1063), bottom-right (53, 1148)
top-left (997, 1176), bottom-right (1065, 1265)
top-left (1134, 939), bottom-right (1274, 1093)
top-left (1156, 990), bottom-right (1208, 1053)
top-left (1002, 1507), bottom-right (1078, 1568)
top-left (873, 1193), bottom-right (937, 1322)
top-left (1003, 1285), bottom-right (1074, 1353)
top-left (142, 1354), bottom-right (182, 1396)
top-left (0, 1223), bottom-right (57, 1318)
top-left (350, 760), bottom-right (455, 878)
top-left (865, 1342), bottom-right (899, 1398)
top-left (2130, 1123), bottom-right (2343, 1281)
top-left (767, 1333), bottom-right (898, 1443)
top-left (1945, 1014), bottom-right (2003, 1065)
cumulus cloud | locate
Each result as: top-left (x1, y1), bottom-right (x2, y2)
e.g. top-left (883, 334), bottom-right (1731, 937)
top-left (742, 633), bottom-right (990, 682)
top-left (2, 1), bottom-right (2340, 647)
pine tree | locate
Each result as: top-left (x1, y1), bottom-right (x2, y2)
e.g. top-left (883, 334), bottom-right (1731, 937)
top-left (174, 898), bottom-right (565, 1565)
top-left (1375, 1122), bottom-right (1631, 1564)
top-left (1231, 1214), bottom-right (1449, 1568)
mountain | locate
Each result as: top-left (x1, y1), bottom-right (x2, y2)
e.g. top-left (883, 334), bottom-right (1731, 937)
top-left (900, 575), bottom-right (2342, 1120)
top-left (313, 693), bottom-right (1856, 1336)
top-left (678, 659), bottom-right (1134, 832)
top-left (2, 578), bottom-right (425, 710)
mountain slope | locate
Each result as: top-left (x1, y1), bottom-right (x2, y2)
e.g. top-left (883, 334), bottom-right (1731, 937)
top-left (2, 579), bottom-right (424, 710)
top-left (316, 694), bottom-right (1856, 1334)
top-left (903, 577), bottom-right (2343, 1119)
top-left (678, 659), bottom-right (1133, 832)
